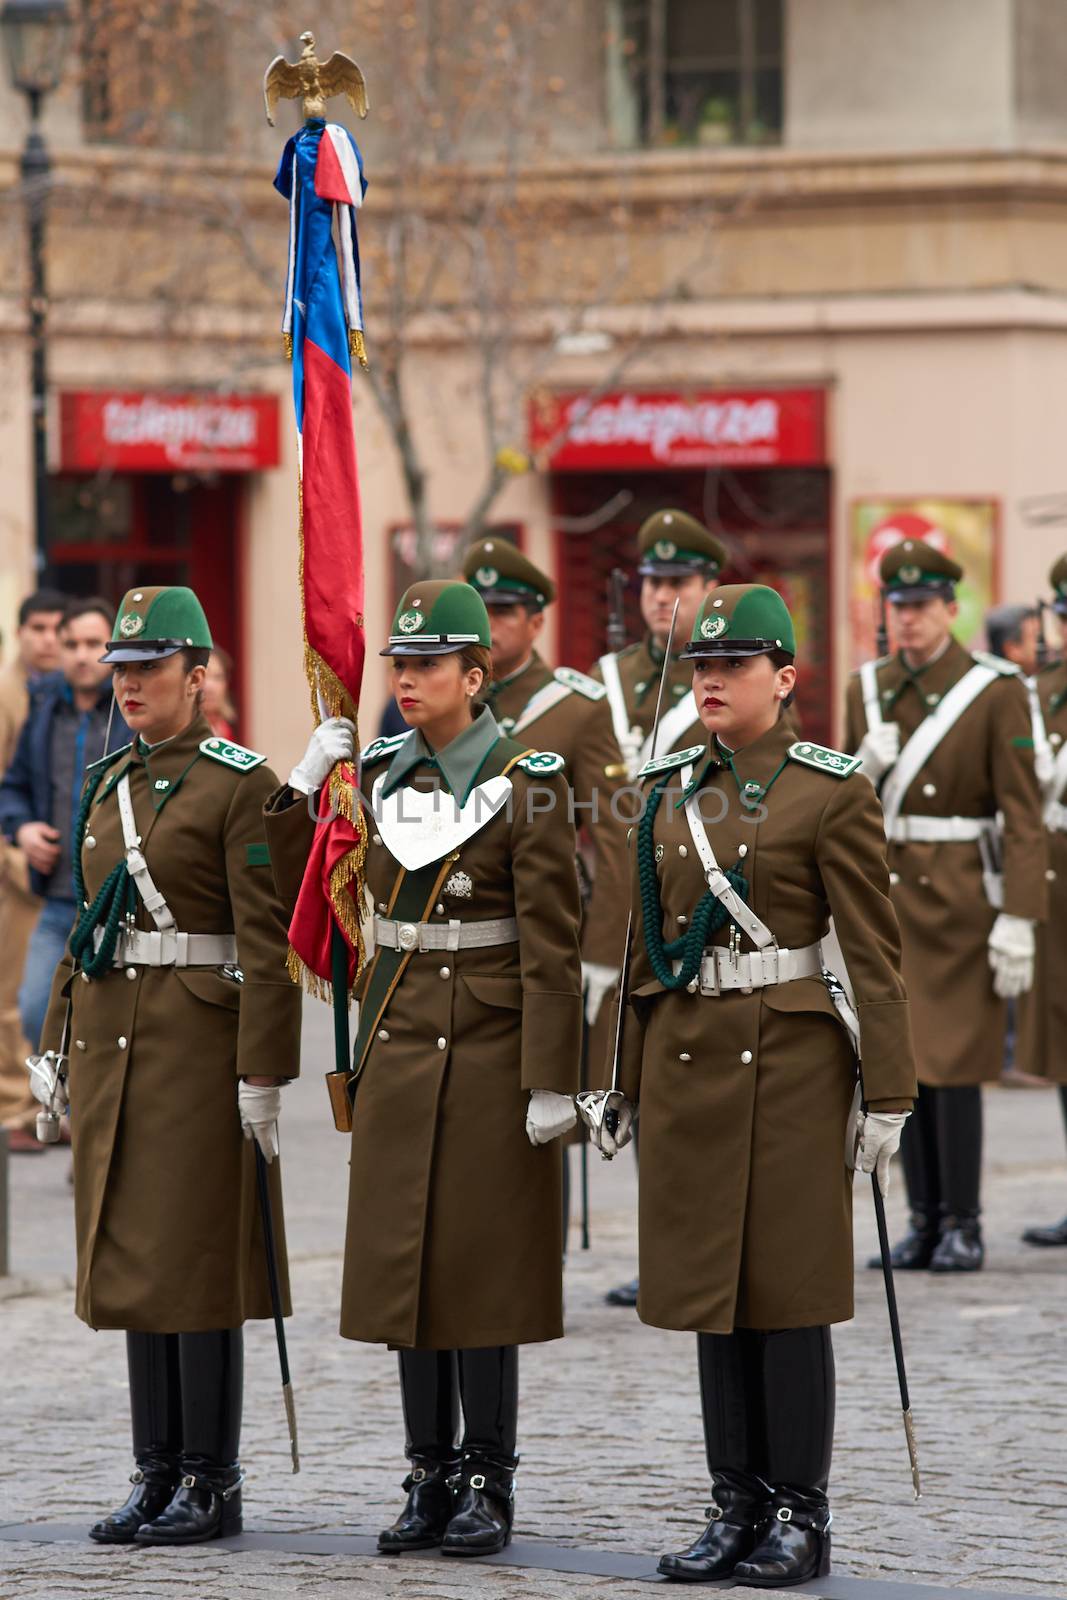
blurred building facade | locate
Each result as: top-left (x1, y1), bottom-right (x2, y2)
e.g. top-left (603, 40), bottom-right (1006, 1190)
top-left (2, 0), bottom-right (1067, 755)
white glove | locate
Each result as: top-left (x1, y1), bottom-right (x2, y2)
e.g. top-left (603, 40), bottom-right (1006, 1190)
top-left (987, 912), bottom-right (1036, 999)
top-left (26, 1051), bottom-right (69, 1116)
top-left (288, 717), bottom-right (356, 796)
top-left (525, 1090), bottom-right (577, 1147)
top-left (582, 962), bottom-right (619, 1028)
top-left (578, 1089), bottom-right (635, 1159)
top-left (238, 1081), bottom-right (282, 1162)
top-left (855, 722), bottom-right (900, 782)
top-left (855, 1109), bottom-right (909, 1198)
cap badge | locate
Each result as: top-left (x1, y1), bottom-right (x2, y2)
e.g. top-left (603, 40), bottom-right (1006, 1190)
top-left (897, 564), bottom-right (922, 585)
top-left (700, 614), bottom-right (728, 640)
top-left (475, 566), bottom-right (499, 588)
top-left (119, 612), bottom-right (145, 637)
top-left (397, 610), bottom-right (425, 634)
top-left (653, 539), bottom-right (677, 561)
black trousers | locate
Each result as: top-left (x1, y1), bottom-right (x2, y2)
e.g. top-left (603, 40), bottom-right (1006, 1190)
top-left (899, 1083), bottom-right (983, 1221)
top-left (127, 1329), bottom-right (242, 1470)
top-left (398, 1346), bottom-right (518, 1467)
top-left (697, 1326), bottom-right (835, 1492)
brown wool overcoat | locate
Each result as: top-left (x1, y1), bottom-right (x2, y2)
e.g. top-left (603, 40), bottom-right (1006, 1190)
top-left (844, 640), bottom-right (1047, 1088)
top-left (613, 720), bottom-right (916, 1336)
top-left (1015, 658), bottom-right (1067, 1083)
top-left (40, 715), bottom-right (301, 1333)
top-left (265, 714), bottom-right (583, 1351)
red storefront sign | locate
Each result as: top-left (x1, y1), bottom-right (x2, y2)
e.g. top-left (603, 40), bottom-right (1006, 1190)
top-left (529, 388), bottom-right (828, 471)
top-left (59, 390), bottom-right (281, 473)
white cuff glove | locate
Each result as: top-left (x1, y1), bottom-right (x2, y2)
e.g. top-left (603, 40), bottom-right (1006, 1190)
top-left (26, 1051), bottom-right (69, 1116)
top-left (577, 1089), bottom-right (634, 1159)
top-left (288, 717), bottom-right (356, 796)
top-left (581, 962), bottom-right (619, 1028)
top-left (525, 1090), bottom-right (577, 1147)
top-left (987, 912), bottom-right (1035, 999)
top-left (856, 722), bottom-right (900, 782)
top-left (238, 1081), bottom-right (283, 1162)
top-left (855, 1109), bottom-right (909, 1198)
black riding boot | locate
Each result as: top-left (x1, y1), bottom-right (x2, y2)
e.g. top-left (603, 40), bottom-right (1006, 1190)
top-left (90, 1332), bottom-right (182, 1544)
top-left (658, 1331), bottom-right (768, 1581)
top-left (442, 1346), bottom-right (518, 1557)
top-left (930, 1087), bottom-right (984, 1271)
top-left (1023, 1086), bottom-right (1067, 1244)
top-left (379, 1349), bottom-right (460, 1554)
top-left (135, 1329), bottom-right (243, 1545)
top-left (733, 1327), bottom-right (834, 1588)
top-left (870, 1086), bottom-right (939, 1269)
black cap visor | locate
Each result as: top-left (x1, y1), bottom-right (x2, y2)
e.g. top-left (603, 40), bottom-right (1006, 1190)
top-left (885, 583), bottom-right (956, 606)
top-left (380, 634), bottom-right (483, 658)
top-left (680, 637), bottom-right (788, 660)
top-left (477, 587), bottom-right (546, 610)
top-left (99, 638), bottom-right (188, 664)
top-left (638, 557), bottom-right (715, 579)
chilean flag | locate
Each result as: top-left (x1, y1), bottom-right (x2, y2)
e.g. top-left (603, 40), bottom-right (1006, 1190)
top-left (274, 119), bottom-right (369, 991)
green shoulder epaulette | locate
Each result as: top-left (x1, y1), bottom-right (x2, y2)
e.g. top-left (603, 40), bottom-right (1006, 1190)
top-left (637, 743), bottom-right (705, 781)
top-left (787, 741), bottom-right (861, 779)
top-left (554, 665), bottom-right (607, 701)
top-left (971, 649), bottom-right (1021, 677)
top-left (517, 749), bottom-right (566, 775)
top-left (199, 736), bottom-right (266, 773)
top-left (85, 743), bottom-right (131, 776)
top-left (361, 732), bottom-right (408, 766)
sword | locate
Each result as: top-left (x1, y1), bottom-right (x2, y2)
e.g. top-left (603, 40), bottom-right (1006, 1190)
top-left (871, 1172), bottom-right (922, 1500)
top-left (578, 599), bottom-right (681, 1157)
top-left (254, 1143), bottom-right (300, 1473)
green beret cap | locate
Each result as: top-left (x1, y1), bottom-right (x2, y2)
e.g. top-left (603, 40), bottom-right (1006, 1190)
top-left (461, 537), bottom-right (555, 608)
top-left (100, 585), bottom-right (213, 664)
top-left (880, 539), bottom-right (962, 603)
top-left (637, 510), bottom-right (728, 577)
top-left (680, 583), bottom-right (796, 659)
top-left (381, 579), bottom-right (492, 656)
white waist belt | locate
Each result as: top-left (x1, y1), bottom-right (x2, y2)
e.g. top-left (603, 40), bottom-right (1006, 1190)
top-left (93, 927), bottom-right (238, 968)
top-left (374, 914), bottom-right (519, 953)
top-left (681, 941), bottom-right (823, 997)
top-left (886, 815), bottom-right (993, 844)
top-left (1046, 801), bottom-right (1067, 833)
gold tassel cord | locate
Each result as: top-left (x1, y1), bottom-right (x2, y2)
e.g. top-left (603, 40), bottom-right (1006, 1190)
top-left (349, 328), bottom-right (369, 371)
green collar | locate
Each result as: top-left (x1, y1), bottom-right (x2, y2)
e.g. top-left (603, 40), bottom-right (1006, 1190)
top-left (382, 705), bottom-right (504, 803)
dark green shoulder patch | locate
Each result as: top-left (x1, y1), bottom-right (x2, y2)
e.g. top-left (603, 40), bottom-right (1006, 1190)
top-left (361, 732), bottom-right (408, 766)
top-left (245, 842), bottom-right (271, 867)
top-left (554, 665), bottom-right (607, 702)
top-left (517, 749), bottom-right (566, 775)
top-left (199, 736), bottom-right (266, 773)
top-left (787, 741), bottom-right (861, 779)
top-left (637, 743), bottom-right (705, 781)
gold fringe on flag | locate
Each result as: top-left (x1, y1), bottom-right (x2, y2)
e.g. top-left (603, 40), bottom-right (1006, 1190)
top-left (287, 469), bottom-right (369, 999)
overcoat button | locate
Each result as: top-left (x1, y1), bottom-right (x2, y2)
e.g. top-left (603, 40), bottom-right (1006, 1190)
top-left (435, 903), bottom-right (445, 916)
top-left (687, 979), bottom-right (699, 994)
top-left (439, 966), bottom-right (451, 978)
top-left (81, 971), bottom-right (90, 983)
top-left (118, 1036), bottom-right (128, 1049)
top-left (679, 1051), bottom-right (691, 1062)
top-left (678, 844), bottom-right (688, 857)
top-left (889, 872), bottom-right (901, 885)
top-left (75, 1039), bottom-right (86, 1051)
top-left (742, 986), bottom-right (753, 995)
top-left (922, 783), bottom-right (936, 797)
top-left (738, 843), bottom-right (748, 858)
top-left (918, 874), bottom-right (931, 887)
top-left (377, 902), bottom-right (387, 913)
top-left (437, 1037), bottom-right (447, 1050)
top-left (372, 835), bottom-right (383, 846)
top-left (125, 967), bottom-right (137, 980)
top-left (377, 1028), bottom-right (390, 1041)
top-left (741, 1049), bottom-right (753, 1064)
top-left (1046, 869), bottom-right (1056, 882)
top-left (677, 915), bottom-right (688, 926)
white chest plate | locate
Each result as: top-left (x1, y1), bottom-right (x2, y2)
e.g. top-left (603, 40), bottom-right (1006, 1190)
top-left (372, 774), bottom-right (513, 871)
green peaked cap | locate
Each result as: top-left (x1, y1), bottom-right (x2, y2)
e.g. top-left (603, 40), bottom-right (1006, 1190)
top-left (637, 509), bottom-right (728, 577)
top-left (100, 585), bottom-right (213, 663)
top-left (381, 579), bottom-right (492, 656)
top-left (680, 583), bottom-right (796, 659)
top-left (880, 539), bottom-right (962, 603)
top-left (461, 536), bottom-right (555, 608)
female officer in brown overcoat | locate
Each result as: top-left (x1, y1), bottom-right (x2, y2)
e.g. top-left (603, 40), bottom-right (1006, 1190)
top-left (585, 585), bottom-right (916, 1587)
top-left (266, 579), bottom-right (583, 1558)
top-left (33, 586), bottom-right (302, 1546)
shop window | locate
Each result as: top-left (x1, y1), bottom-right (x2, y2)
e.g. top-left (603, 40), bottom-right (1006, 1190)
top-left (606, 0), bottom-right (783, 149)
top-left (81, 0), bottom-right (226, 152)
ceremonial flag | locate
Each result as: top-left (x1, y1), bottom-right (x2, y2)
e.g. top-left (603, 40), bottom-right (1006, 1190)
top-left (274, 117), bottom-right (369, 994)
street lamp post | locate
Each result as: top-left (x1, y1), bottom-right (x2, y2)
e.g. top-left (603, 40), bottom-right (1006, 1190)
top-left (1, 0), bottom-right (73, 582)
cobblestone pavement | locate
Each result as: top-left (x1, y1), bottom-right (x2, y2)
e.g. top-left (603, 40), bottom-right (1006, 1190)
top-left (2, 998), bottom-right (1067, 1599)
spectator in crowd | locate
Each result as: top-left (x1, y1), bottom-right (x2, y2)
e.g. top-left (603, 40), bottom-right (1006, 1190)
top-left (203, 646), bottom-right (237, 739)
top-left (986, 604), bottom-right (1041, 677)
top-left (0, 598), bottom-right (129, 1063)
top-left (0, 588), bottom-right (67, 1153)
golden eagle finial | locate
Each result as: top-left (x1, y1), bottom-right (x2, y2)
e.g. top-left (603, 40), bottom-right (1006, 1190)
top-left (264, 31), bottom-right (369, 126)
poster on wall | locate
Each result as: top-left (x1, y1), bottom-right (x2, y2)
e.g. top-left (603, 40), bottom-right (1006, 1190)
top-left (849, 499), bottom-right (999, 668)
